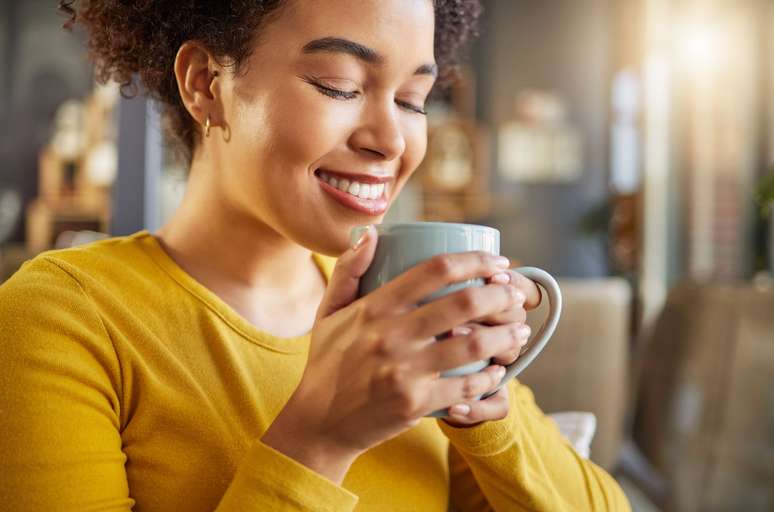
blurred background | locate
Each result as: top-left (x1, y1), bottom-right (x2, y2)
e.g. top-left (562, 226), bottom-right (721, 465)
top-left (1, 1), bottom-right (772, 510)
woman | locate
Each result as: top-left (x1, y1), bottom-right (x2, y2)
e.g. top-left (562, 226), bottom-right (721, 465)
top-left (0, 1), bottom-right (630, 510)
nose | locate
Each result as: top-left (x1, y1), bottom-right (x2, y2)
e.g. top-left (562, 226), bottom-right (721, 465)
top-left (349, 99), bottom-right (406, 161)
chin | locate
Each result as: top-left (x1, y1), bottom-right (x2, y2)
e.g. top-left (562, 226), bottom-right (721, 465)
top-left (294, 205), bottom-right (390, 256)
top-left (298, 226), bottom-right (353, 257)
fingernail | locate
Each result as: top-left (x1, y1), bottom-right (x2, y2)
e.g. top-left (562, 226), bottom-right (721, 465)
top-left (491, 272), bottom-right (511, 284)
top-left (517, 324), bottom-right (531, 344)
top-left (452, 326), bottom-right (472, 336)
top-left (352, 226), bottom-right (371, 250)
top-left (450, 404), bottom-right (470, 416)
top-left (496, 366), bottom-right (507, 379)
top-left (495, 256), bottom-right (510, 269)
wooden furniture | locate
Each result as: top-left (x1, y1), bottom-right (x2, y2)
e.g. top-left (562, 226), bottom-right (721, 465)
top-left (633, 282), bottom-right (774, 512)
top-left (25, 89), bottom-right (116, 254)
top-left (25, 195), bottom-right (110, 254)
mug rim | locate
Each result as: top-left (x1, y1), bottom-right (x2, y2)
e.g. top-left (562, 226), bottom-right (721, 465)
top-left (365, 222), bottom-right (500, 235)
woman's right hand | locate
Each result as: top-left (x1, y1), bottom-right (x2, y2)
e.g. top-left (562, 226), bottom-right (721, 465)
top-left (261, 226), bottom-right (525, 484)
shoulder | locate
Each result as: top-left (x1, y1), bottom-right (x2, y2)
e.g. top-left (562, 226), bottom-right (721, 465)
top-left (31, 231), bottom-right (154, 285)
top-left (0, 232), bottom-right (155, 352)
top-left (0, 254), bottom-right (86, 313)
top-left (3, 231), bottom-right (170, 306)
top-left (0, 252), bottom-right (121, 387)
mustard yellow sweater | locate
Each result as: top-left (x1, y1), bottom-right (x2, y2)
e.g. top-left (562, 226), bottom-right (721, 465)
top-left (0, 230), bottom-right (629, 511)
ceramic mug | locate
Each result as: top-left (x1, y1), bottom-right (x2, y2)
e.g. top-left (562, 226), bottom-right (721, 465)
top-left (351, 222), bottom-right (562, 417)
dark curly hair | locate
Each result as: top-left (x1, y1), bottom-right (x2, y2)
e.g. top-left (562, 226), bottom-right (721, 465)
top-left (59, 0), bottom-right (482, 164)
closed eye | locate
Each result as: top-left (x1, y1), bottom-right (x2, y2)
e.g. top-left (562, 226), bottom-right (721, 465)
top-left (397, 100), bottom-right (427, 115)
top-left (303, 75), bottom-right (427, 115)
top-left (313, 82), bottom-right (359, 100)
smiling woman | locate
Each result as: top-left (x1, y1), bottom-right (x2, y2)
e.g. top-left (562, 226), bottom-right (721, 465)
top-left (0, 1), bottom-right (630, 511)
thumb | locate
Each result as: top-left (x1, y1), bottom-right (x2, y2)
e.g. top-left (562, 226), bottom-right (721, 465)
top-left (316, 225), bottom-right (378, 320)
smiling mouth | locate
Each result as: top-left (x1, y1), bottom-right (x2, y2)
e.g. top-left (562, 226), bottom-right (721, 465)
top-left (314, 169), bottom-right (388, 200)
top-left (314, 169), bottom-right (390, 216)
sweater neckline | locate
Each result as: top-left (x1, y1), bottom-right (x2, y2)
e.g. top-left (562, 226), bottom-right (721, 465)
top-left (131, 229), bottom-right (334, 354)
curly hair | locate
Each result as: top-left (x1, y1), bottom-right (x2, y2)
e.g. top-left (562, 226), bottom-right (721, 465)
top-left (59, 0), bottom-right (482, 164)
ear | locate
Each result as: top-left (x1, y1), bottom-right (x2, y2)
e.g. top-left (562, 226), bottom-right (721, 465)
top-left (173, 41), bottom-right (224, 129)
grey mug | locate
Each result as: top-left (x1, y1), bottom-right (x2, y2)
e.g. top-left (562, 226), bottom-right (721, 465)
top-left (351, 222), bottom-right (562, 417)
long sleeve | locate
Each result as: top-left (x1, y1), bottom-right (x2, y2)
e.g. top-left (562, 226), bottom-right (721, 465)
top-left (0, 257), bottom-right (357, 512)
top-left (216, 440), bottom-right (358, 510)
top-left (0, 258), bottom-right (133, 511)
top-left (441, 379), bottom-right (631, 512)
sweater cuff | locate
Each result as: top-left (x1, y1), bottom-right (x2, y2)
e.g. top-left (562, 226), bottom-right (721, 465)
top-left (437, 386), bottom-right (521, 457)
top-left (219, 439), bottom-right (359, 511)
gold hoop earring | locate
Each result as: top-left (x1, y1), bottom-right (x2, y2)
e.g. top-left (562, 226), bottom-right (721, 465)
top-left (204, 114), bottom-right (211, 138)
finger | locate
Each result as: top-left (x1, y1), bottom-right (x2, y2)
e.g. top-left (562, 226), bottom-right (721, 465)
top-left (491, 324), bottom-right (531, 366)
top-left (370, 252), bottom-right (510, 314)
top-left (316, 225), bottom-right (377, 320)
top-left (507, 271), bottom-right (542, 310)
top-left (445, 386), bottom-right (510, 425)
top-left (396, 282), bottom-right (521, 341)
top-left (425, 364), bottom-right (506, 414)
top-left (475, 297), bottom-right (527, 326)
top-left (412, 323), bottom-right (522, 375)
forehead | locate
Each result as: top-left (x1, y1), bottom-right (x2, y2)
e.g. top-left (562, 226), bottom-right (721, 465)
top-left (269, 0), bottom-right (436, 64)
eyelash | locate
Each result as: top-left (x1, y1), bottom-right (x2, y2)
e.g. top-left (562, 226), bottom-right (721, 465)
top-left (305, 77), bottom-right (427, 115)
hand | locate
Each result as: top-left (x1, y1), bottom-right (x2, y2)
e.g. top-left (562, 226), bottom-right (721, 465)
top-left (443, 385), bottom-right (510, 428)
top-left (261, 227), bottom-right (524, 484)
top-left (480, 268), bottom-right (542, 365)
top-left (440, 269), bottom-right (542, 427)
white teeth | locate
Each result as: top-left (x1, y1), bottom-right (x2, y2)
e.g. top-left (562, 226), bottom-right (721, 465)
top-left (318, 171), bottom-right (385, 200)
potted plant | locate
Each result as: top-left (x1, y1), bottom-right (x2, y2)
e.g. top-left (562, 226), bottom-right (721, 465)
top-left (754, 167), bottom-right (774, 274)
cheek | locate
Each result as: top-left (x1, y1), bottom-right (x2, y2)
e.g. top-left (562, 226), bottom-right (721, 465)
top-left (227, 85), bottom-right (357, 176)
top-left (400, 120), bottom-right (428, 175)
top-left (264, 89), bottom-right (358, 169)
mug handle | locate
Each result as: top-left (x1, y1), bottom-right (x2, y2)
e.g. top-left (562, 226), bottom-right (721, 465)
top-left (482, 266), bottom-right (562, 398)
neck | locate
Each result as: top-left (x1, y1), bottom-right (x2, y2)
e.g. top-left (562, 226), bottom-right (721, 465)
top-left (153, 161), bottom-right (317, 299)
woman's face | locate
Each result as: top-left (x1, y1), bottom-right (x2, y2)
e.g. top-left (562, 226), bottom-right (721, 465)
top-left (216, 0), bottom-right (436, 256)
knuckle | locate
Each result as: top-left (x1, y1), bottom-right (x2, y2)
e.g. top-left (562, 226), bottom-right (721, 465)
top-left (382, 363), bottom-right (409, 388)
top-left (369, 334), bottom-right (392, 358)
top-left (429, 254), bottom-right (456, 281)
top-left (477, 251), bottom-right (491, 268)
top-left (461, 380), bottom-right (475, 399)
top-left (396, 389), bottom-right (423, 420)
top-left (360, 301), bottom-right (380, 322)
top-left (508, 324), bottom-right (520, 347)
top-left (456, 288), bottom-right (480, 316)
top-left (467, 332), bottom-right (488, 359)
top-left (504, 284), bottom-right (520, 304)
top-left (462, 375), bottom-right (485, 399)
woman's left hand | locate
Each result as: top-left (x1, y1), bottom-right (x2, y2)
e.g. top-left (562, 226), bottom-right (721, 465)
top-left (442, 270), bottom-right (542, 427)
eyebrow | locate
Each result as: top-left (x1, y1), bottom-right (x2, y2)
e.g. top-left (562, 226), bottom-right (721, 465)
top-left (301, 37), bottom-right (438, 78)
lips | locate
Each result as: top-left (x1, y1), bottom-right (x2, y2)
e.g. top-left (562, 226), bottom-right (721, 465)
top-left (315, 170), bottom-right (390, 216)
